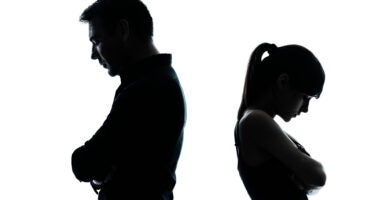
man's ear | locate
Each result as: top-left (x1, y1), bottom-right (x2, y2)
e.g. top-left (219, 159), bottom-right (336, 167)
top-left (116, 19), bottom-right (130, 41)
top-left (276, 73), bottom-right (290, 90)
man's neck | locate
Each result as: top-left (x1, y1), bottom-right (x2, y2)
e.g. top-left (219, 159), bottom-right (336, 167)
top-left (118, 41), bottom-right (160, 82)
top-left (132, 42), bottom-right (159, 63)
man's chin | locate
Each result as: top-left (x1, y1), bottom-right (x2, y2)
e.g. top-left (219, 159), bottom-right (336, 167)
top-left (107, 69), bottom-right (119, 77)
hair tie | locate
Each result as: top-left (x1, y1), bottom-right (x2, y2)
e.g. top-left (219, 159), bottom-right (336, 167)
top-left (267, 43), bottom-right (278, 55)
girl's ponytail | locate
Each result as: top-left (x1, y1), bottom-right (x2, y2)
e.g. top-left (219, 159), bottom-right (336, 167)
top-left (238, 43), bottom-right (277, 120)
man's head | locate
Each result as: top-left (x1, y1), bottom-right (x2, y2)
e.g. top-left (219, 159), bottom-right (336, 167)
top-left (80, 0), bottom-right (154, 76)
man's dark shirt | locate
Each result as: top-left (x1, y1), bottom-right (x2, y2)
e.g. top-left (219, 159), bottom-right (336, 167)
top-left (71, 54), bottom-right (185, 200)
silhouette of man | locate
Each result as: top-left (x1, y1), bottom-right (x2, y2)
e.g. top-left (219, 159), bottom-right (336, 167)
top-left (71, 0), bottom-right (186, 199)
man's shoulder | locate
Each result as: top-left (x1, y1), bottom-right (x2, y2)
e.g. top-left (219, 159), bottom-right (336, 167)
top-left (114, 74), bottom-right (182, 105)
top-left (123, 72), bottom-right (179, 92)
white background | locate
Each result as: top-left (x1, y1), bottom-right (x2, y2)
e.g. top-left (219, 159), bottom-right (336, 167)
top-left (0, 0), bottom-right (384, 199)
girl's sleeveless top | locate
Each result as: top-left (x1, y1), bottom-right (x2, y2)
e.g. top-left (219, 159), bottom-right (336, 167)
top-left (234, 121), bottom-right (309, 200)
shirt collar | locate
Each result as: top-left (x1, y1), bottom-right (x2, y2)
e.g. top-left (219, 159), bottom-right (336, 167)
top-left (119, 54), bottom-right (172, 84)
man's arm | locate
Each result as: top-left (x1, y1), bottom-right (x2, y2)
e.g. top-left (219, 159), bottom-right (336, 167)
top-left (71, 79), bottom-right (185, 183)
top-left (71, 120), bottom-right (119, 182)
top-left (71, 82), bottom-right (143, 182)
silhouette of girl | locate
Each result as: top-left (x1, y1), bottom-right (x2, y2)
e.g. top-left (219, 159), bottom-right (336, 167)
top-left (235, 43), bottom-right (326, 200)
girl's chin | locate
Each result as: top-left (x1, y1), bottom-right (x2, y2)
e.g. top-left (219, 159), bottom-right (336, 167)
top-left (279, 114), bottom-right (292, 122)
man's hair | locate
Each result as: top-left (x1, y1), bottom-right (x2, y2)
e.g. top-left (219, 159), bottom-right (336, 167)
top-left (80, 0), bottom-right (153, 42)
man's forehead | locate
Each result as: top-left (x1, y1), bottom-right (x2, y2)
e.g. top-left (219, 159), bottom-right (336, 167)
top-left (88, 18), bottom-right (104, 38)
top-left (88, 18), bottom-right (114, 39)
top-left (89, 17), bottom-right (104, 27)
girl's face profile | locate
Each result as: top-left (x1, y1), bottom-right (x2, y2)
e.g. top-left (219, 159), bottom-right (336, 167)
top-left (276, 85), bottom-right (311, 122)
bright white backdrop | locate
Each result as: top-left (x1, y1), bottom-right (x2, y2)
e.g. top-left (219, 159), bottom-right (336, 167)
top-left (0, 0), bottom-right (384, 199)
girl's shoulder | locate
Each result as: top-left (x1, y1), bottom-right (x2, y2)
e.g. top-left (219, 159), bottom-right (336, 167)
top-left (241, 109), bottom-right (271, 119)
top-left (237, 109), bottom-right (284, 165)
top-left (240, 109), bottom-right (278, 129)
top-left (238, 109), bottom-right (284, 146)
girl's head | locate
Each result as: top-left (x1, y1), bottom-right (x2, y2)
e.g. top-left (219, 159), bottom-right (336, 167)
top-left (238, 43), bottom-right (325, 121)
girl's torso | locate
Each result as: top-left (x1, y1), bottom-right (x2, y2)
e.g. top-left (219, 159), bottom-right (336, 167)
top-left (235, 111), bottom-right (309, 200)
